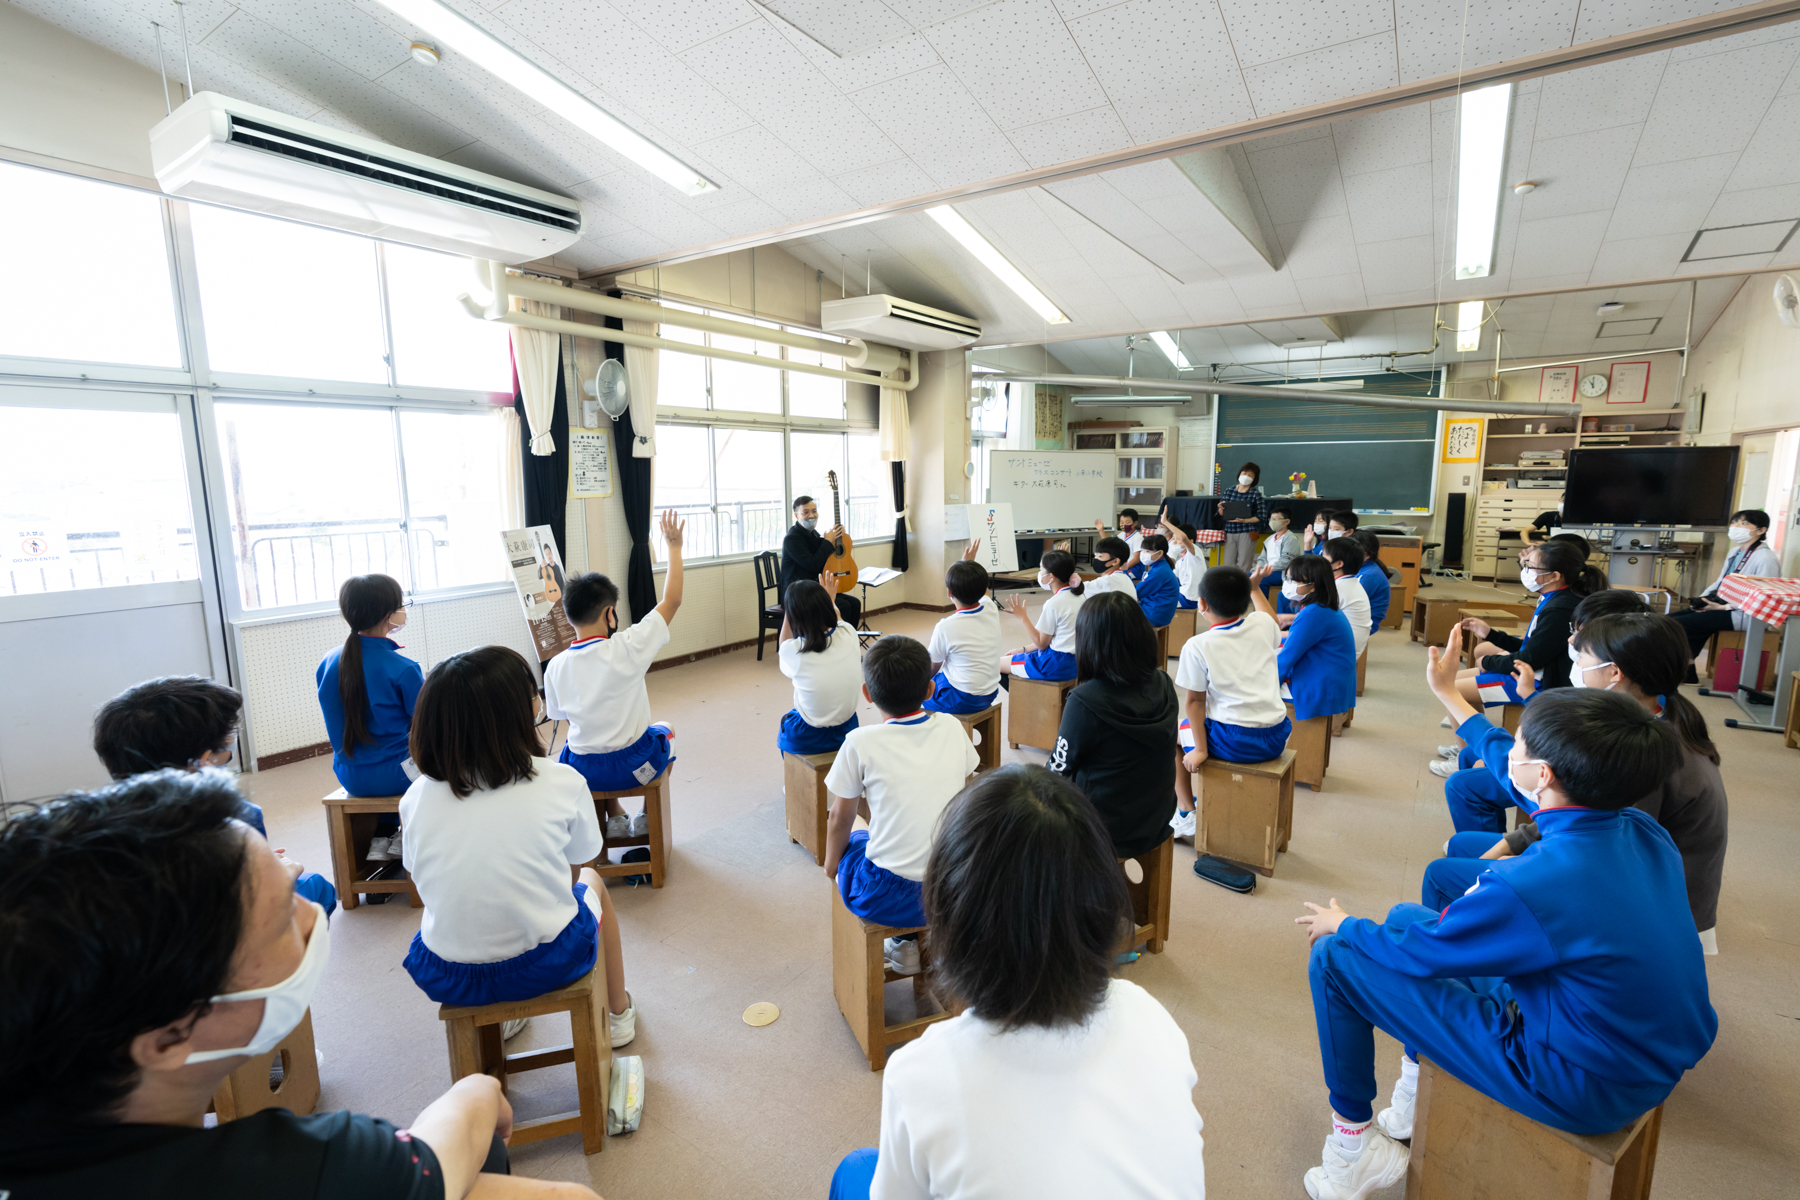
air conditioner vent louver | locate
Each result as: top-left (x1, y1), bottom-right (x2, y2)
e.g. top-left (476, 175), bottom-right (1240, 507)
top-left (821, 294), bottom-right (980, 351)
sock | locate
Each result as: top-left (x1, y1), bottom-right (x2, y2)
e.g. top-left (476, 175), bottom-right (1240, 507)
top-left (1329, 1114), bottom-right (1371, 1156)
top-left (1397, 1056), bottom-right (1419, 1091)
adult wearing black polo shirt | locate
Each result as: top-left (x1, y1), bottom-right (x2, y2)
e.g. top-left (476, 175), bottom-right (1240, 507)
top-left (782, 494), bottom-right (861, 627)
top-left (0, 768), bottom-right (597, 1200)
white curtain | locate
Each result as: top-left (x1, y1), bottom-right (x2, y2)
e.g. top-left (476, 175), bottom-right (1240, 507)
top-left (510, 295), bottom-right (561, 456)
top-left (879, 379), bottom-right (910, 462)
top-left (496, 406), bottom-right (524, 529)
top-left (623, 318), bottom-right (658, 457)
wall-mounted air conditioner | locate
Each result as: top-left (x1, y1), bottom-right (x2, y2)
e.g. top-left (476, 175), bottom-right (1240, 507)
top-left (821, 294), bottom-right (980, 352)
top-left (151, 92), bottom-right (584, 263)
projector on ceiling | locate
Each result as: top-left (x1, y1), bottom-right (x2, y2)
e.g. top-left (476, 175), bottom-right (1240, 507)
top-left (822, 294), bottom-right (981, 352)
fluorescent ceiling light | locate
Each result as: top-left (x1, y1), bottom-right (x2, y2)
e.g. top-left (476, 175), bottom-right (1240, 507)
top-left (373, 0), bottom-right (715, 196)
top-left (1455, 300), bottom-right (1484, 352)
top-left (925, 205), bottom-right (1068, 324)
top-left (1454, 83), bottom-right (1512, 280)
top-left (1149, 331), bottom-right (1192, 370)
top-left (1070, 394), bottom-right (1189, 406)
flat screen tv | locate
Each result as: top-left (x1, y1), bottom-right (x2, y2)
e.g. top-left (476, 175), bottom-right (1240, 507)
top-left (1562, 446), bottom-right (1740, 528)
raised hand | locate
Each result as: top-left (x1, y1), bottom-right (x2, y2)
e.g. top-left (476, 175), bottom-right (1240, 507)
top-left (659, 509), bottom-right (684, 550)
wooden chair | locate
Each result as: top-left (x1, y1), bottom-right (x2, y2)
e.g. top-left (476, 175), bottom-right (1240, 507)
top-left (1153, 623), bottom-right (1171, 662)
top-left (1119, 836), bottom-right (1173, 954)
top-left (1007, 676), bottom-right (1076, 751)
top-left (438, 961), bottom-right (612, 1155)
top-left (212, 1008), bottom-right (320, 1121)
top-left (1195, 749), bottom-right (1297, 876)
top-left (1284, 703), bottom-right (1331, 790)
top-left (1168, 607), bottom-right (1197, 659)
top-left (754, 550), bottom-right (784, 662)
top-left (956, 704), bottom-right (1003, 772)
top-left (783, 749), bottom-right (836, 865)
top-left (1355, 645), bottom-right (1368, 696)
top-left (830, 887), bottom-right (951, 1070)
top-left (1405, 1059), bottom-right (1664, 1200)
top-left (320, 789), bottom-right (420, 911)
top-left (586, 767), bottom-right (672, 888)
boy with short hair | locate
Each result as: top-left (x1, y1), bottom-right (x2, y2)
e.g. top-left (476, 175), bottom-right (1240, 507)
top-left (1293, 680), bottom-right (1717, 1200)
top-left (545, 511), bottom-right (684, 838)
top-left (1157, 516), bottom-right (1203, 610)
top-left (824, 635), bottom-right (980, 974)
top-left (1322, 537), bottom-right (1372, 662)
top-left (924, 541), bottom-right (1001, 715)
top-left (1127, 533), bottom-right (1179, 629)
top-left (1085, 536), bottom-right (1138, 599)
top-left (1169, 566), bottom-right (1292, 838)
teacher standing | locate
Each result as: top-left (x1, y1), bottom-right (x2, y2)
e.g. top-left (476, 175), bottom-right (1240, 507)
top-left (1215, 461), bottom-right (1269, 572)
top-left (782, 495), bottom-right (861, 628)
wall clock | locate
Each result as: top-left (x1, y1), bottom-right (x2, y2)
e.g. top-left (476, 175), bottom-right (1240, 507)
top-left (1578, 373), bottom-right (1610, 398)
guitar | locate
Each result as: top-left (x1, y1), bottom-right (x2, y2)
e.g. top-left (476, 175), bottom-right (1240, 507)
top-left (822, 469), bottom-right (859, 595)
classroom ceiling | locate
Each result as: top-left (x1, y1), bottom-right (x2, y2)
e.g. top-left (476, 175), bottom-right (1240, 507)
top-left (23, 1), bottom-right (1800, 345)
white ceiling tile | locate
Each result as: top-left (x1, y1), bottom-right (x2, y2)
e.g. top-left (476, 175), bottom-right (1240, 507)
top-left (1052, 0), bottom-right (1127, 16)
top-left (1515, 127), bottom-right (1639, 220)
top-left (1217, 0), bottom-right (1393, 69)
top-left (1242, 32), bottom-right (1400, 116)
top-left (798, 32), bottom-right (944, 91)
top-left (697, 196), bottom-right (792, 238)
top-left (569, 174), bottom-right (726, 247)
top-left (1588, 232), bottom-right (1694, 282)
top-left (690, 125), bottom-right (851, 214)
top-left (850, 64), bottom-right (1030, 187)
top-left (1243, 126), bottom-right (1335, 151)
top-left (1244, 138), bottom-right (1348, 225)
top-left (1573, 0), bottom-right (1743, 43)
top-left (1392, 0), bottom-right (1580, 84)
top-left (885, 0), bottom-right (1002, 26)
top-left (1722, 92), bottom-right (1800, 192)
top-left (1294, 272), bottom-right (1370, 312)
top-left (1631, 40), bottom-right (1800, 166)
top-left (1604, 152), bottom-right (1737, 240)
top-left (1675, 251), bottom-right (1773, 274)
top-left (1354, 233), bottom-right (1435, 293)
top-left (1531, 52), bottom-right (1667, 140)
top-left (1342, 162), bottom-right (1434, 243)
top-left (237, 0), bottom-right (413, 80)
top-left (1704, 182), bottom-right (1800, 228)
top-left (830, 157), bottom-right (941, 205)
top-left (1363, 286), bottom-right (1437, 308)
top-left (1668, 23), bottom-right (1800, 63)
top-left (926, 0), bottom-right (1109, 129)
top-left (603, 0), bottom-right (763, 55)
top-left (1509, 210), bottom-right (1613, 277)
top-left (1005, 106), bottom-right (1133, 167)
top-left (1276, 215), bottom-right (1363, 279)
top-left (755, 0), bottom-right (914, 56)
top-left (1330, 104), bottom-right (1432, 176)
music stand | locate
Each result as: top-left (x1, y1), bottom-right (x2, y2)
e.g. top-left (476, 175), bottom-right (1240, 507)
top-left (853, 566), bottom-right (902, 647)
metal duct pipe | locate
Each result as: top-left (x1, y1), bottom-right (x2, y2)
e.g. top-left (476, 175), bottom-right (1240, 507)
top-left (1494, 346), bottom-right (1688, 373)
top-left (982, 373), bottom-right (1581, 418)
top-left (464, 301), bottom-right (919, 392)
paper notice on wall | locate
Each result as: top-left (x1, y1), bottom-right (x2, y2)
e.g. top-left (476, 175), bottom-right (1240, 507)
top-left (964, 503), bottom-right (1019, 572)
top-left (1178, 417), bottom-right (1209, 447)
top-left (944, 505), bottom-right (971, 541)
top-left (569, 428), bottom-right (614, 498)
top-left (502, 526), bottom-right (578, 662)
top-left (9, 527), bottom-right (66, 569)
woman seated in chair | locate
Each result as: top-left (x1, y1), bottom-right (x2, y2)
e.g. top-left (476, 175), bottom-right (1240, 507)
top-left (1670, 509), bottom-right (1779, 682)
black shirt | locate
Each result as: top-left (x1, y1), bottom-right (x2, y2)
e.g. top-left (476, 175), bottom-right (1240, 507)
top-left (781, 522), bottom-right (835, 596)
top-left (0, 1109), bottom-right (478, 1200)
top-left (1049, 672), bottom-right (1180, 858)
top-left (1479, 587), bottom-right (1581, 691)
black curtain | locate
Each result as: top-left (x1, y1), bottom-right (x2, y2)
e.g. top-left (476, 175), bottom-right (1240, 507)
top-left (889, 459), bottom-right (909, 572)
top-left (515, 360), bottom-right (569, 559)
top-left (604, 309), bottom-right (657, 622)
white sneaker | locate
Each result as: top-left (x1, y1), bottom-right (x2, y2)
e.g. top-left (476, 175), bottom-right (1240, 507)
top-left (1428, 758), bottom-right (1458, 778)
top-left (884, 937), bottom-right (922, 975)
top-left (1436, 745), bottom-right (1462, 760)
top-left (1304, 1128), bottom-right (1409, 1200)
top-left (365, 836), bottom-right (393, 861)
top-left (502, 1018), bottom-right (529, 1041)
top-left (1440, 716), bottom-right (1455, 729)
top-left (1376, 1086), bottom-right (1416, 1142)
top-left (609, 994), bottom-right (637, 1048)
top-left (630, 810), bottom-right (649, 837)
top-left (1169, 808), bottom-right (1197, 840)
top-left (388, 828), bottom-right (403, 860)
top-left (605, 813), bottom-right (630, 840)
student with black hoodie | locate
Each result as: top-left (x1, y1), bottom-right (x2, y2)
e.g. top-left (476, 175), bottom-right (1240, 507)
top-left (1048, 591), bottom-right (1180, 859)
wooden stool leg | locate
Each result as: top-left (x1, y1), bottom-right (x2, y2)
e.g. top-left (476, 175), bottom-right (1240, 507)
top-left (326, 808), bottom-right (358, 912)
top-left (567, 989), bottom-right (609, 1154)
top-left (865, 923), bottom-right (890, 1071)
top-left (445, 1015), bottom-right (483, 1084)
top-left (1147, 838), bottom-right (1172, 953)
top-left (647, 775), bottom-right (671, 888)
top-left (478, 1022), bottom-right (506, 1085)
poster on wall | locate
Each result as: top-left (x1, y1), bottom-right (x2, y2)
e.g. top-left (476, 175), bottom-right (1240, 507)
top-left (502, 525), bottom-right (578, 662)
top-left (1442, 418), bottom-right (1482, 462)
top-left (9, 527), bottom-right (66, 572)
top-left (1608, 360), bottom-right (1651, 404)
top-left (1538, 366), bottom-right (1576, 405)
top-left (1034, 388), bottom-right (1065, 449)
top-left (569, 428), bottom-right (614, 498)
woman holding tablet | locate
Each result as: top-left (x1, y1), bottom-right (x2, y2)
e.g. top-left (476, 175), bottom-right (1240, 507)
top-left (1215, 461), bottom-right (1269, 573)
top-left (1672, 509), bottom-right (1780, 679)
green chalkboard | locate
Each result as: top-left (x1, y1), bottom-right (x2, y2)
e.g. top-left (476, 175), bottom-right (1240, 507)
top-left (1215, 376), bottom-right (1442, 512)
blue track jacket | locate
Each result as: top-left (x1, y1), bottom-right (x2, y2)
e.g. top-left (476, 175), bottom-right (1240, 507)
top-left (1277, 602), bottom-right (1357, 720)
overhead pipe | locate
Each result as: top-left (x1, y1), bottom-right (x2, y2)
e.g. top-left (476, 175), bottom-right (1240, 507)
top-left (1494, 346), bottom-right (1688, 373)
top-left (982, 373), bottom-right (1581, 418)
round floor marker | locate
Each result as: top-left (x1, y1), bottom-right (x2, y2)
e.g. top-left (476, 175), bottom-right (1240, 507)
top-left (742, 1001), bottom-right (780, 1027)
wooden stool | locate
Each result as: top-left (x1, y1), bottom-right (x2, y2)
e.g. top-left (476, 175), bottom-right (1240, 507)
top-left (783, 750), bottom-right (836, 866)
top-left (1119, 836), bottom-right (1173, 954)
top-left (586, 767), bottom-right (672, 888)
top-left (1411, 595), bottom-right (1467, 646)
top-left (1168, 607), bottom-right (1197, 659)
top-left (1382, 583), bottom-right (1410, 630)
top-left (1284, 703), bottom-right (1330, 790)
top-left (830, 887), bottom-right (950, 1070)
top-left (956, 704), bottom-right (1003, 772)
top-left (439, 961), bottom-right (612, 1155)
top-left (1153, 623), bottom-right (1170, 661)
top-left (321, 789), bottom-right (420, 911)
top-left (1405, 1059), bottom-right (1664, 1200)
top-left (1331, 709), bottom-right (1351, 736)
top-left (1498, 702), bottom-right (1525, 733)
top-left (1195, 749), bottom-right (1296, 876)
top-left (1355, 645), bottom-right (1368, 696)
top-left (212, 1008), bottom-right (320, 1121)
top-left (1007, 675), bottom-right (1076, 751)
top-left (1786, 672), bottom-right (1800, 749)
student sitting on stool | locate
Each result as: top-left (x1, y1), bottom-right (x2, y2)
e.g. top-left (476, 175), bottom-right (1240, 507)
top-left (1350, 531), bottom-right (1390, 633)
top-left (777, 575), bottom-right (863, 754)
top-left (1319, 538), bottom-right (1372, 664)
top-left (1293, 685), bottom-right (1717, 1200)
top-left (1084, 536), bottom-right (1138, 600)
top-left (1158, 516), bottom-right (1203, 609)
top-left (1259, 505), bottom-right (1301, 600)
top-left (1447, 539), bottom-right (1602, 723)
top-left (924, 540), bottom-right (1002, 716)
top-left (1126, 534), bottom-right (1179, 630)
top-left (1169, 567), bottom-right (1293, 839)
top-left (823, 636), bottom-right (980, 976)
top-left (1247, 557), bottom-right (1355, 728)
top-left (1092, 508), bottom-right (1145, 569)
top-left (545, 511), bottom-right (685, 839)
top-left (1003, 550), bottom-right (1087, 684)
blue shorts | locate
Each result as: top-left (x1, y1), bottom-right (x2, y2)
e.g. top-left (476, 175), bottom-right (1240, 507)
top-left (404, 883), bottom-right (600, 1007)
top-left (1176, 595), bottom-right (1198, 610)
top-left (1180, 715), bottom-right (1292, 764)
top-left (333, 755), bottom-right (417, 799)
top-left (923, 671), bottom-right (999, 715)
top-left (1475, 672), bottom-right (1531, 707)
top-left (1009, 647), bottom-right (1076, 681)
top-left (560, 724), bottom-right (674, 791)
top-left (777, 709), bottom-right (858, 755)
top-left (836, 831), bottom-right (925, 928)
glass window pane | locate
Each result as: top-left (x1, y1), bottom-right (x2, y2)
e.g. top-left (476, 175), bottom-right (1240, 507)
top-left (398, 410), bottom-right (509, 590)
top-left (713, 428), bottom-right (786, 555)
top-left (216, 402), bottom-right (405, 609)
top-left (1, 405), bottom-right (197, 594)
top-left (848, 432), bottom-right (895, 540)
top-left (790, 431), bottom-right (847, 533)
top-left (385, 244), bottom-right (513, 392)
top-left (787, 332), bottom-right (846, 419)
top-left (651, 424), bottom-right (713, 561)
top-left (0, 164), bottom-right (181, 367)
top-left (708, 322), bottom-right (782, 414)
top-left (190, 205), bottom-right (387, 383)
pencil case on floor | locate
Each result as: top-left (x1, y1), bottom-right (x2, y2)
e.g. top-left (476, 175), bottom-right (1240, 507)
top-left (1193, 855), bottom-right (1256, 894)
top-left (608, 1055), bottom-right (644, 1135)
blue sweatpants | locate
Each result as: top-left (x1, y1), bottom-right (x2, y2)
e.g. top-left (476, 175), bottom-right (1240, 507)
top-left (837, 831), bottom-right (925, 928)
top-left (1310, 903), bottom-right (1669, 1134)
top-left (1444, 761), bottom-right (1533, 835)
top-left (1420, 831), bottom-right (1508, 911)
top-left (829, 1148), bottom-right (878, 1199)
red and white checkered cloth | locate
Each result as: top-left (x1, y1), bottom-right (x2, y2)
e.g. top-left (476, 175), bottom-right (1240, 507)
top-left (1195, 529), bottom-right (1225, 545)
top-left (1716, 574), bottom-right (1800, 628)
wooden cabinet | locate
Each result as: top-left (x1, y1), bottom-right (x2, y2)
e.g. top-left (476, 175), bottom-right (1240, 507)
top-left (1472, 489), bottom-right (1561, 581)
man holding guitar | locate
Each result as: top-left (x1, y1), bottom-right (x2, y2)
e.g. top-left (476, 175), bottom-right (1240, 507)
top-left (782, 476), bottom-right (862, 628)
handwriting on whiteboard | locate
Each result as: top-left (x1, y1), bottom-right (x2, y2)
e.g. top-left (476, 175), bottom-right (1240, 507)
top-left (998, 455), bottom-right (1109, 486)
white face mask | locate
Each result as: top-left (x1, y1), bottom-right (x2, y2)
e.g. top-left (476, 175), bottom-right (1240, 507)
top-left (1727, 525), bottom-right (1753, 544)
top-left (1508, 755), bottom-right (1551, 807)
top-left (1238, 473), bottom-right (1254, 486)
top-left (1169, 542), bottom-right (1186, 560)
top-left (1567, 641), bottom-right (1581, 665)
top-left (1038, 571), bottom-right (1054, 590)
top-left (799, 517), bottom-right (817, 530)
top-left (1312, 521), bottom-right (1326, 535)
top-left (1518, 567), bottom-right (1544, 593)
top-left (1281, 579), bottom-right (1304, 602)
top-left (1270, 518), bottom-right (1288, 531)
top-left (1143, 551), bottom-right (1163, 564)
top-left (186, 901), bottom-right (331, 1064)
top-left (1571, 658), bottom-right (1616, 690)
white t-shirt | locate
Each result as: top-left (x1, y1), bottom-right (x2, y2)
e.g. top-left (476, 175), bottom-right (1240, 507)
top-left (544, 611), bottom-right (670, 754)
top-left (779, 620), bottom-right (862, 728)
top-left (400, 758), bottom-right (604, 964)
top-left (873, 978), bottom-right (1206, 1200)
top-left (1086, 570), bottom-right (1138, 600)
top-left (1173, 551), bottom-right (1202, 602)
top-left (1174, 609), bottom-right (1286, 729)
top-left (927, 597), bottom-right (1002, 696)
top-left (1334, 575), bottom-right (1372, 660)
top-left (1035, 585), bottom-right (1087, 654)
top-left (1124, 529), bottom-right (1144, 555)
top-left (825, 713), bottom-right (979, 881)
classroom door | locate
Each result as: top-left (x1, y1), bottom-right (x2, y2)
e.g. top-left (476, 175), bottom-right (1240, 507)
top-left (0, 385), bottom-right (229, 802)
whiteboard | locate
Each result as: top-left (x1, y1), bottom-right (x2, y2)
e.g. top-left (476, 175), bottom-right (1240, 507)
top-left (987, 450), bottom-right (1114, 530)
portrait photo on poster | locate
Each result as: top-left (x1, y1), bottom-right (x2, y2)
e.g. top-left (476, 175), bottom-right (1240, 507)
top-left (501, 525), bottom-right (577, 661)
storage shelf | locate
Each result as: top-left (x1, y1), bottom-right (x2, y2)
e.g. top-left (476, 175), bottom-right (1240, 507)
top-left (1482, 465), bottom-right (1566, 471)
top-left (1488, 432), bottom-right (1577, 439)
top-left (1578, 430), bottom-right (1682, 439)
